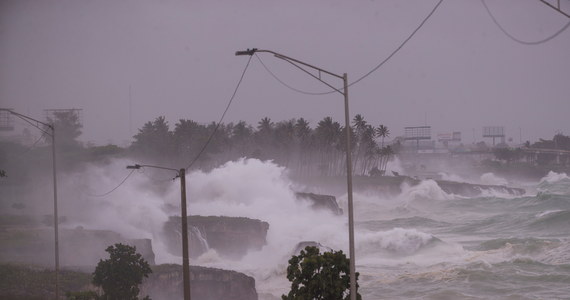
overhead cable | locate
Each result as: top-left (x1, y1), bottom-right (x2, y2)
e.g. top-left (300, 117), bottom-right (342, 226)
top-left (86, 169), bottom-right (136, 197)
top-left (481, 0), bottom-right (570, 45)
top-left (256, 0), bottom-right (445, 96)
top-left (184, 54), bottom-right (253, 170)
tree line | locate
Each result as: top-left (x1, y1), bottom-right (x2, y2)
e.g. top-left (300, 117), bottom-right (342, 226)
top-left (130, 114), bottom-right (396, 177)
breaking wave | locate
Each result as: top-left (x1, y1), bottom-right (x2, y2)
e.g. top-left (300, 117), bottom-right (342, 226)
top-left (358, 228), bottom-right (441, 255)
top-left (540, 171), bottom-right (570, 184)
top-left (480, 172), bottom-right (508, 186)
top-left (399, 180), bottom-right (454, 202)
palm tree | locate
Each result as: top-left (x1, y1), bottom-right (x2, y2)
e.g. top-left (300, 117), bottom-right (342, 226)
top-left (376, 125), bottom-right (390, 148)
top-left (294, 118), bottom-right (314, 176)
top-left (274, 119), bottom-right (296, 166)
top-left (315, 117), bottom-right (342, 176)
top-left (254, 117), bottom-right (275, 157)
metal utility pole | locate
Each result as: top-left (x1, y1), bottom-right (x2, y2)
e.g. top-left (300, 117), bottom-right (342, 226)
top-left (0, 108), bottom-right (60, 299)
top-left (126, 164), bottom-right (191, 300)
top-left (235, 49), bottom-right (358, 300)
top-left (179, 168), bottom-right (191, 300)
top-left (51, 124), bottom-right (60, 300)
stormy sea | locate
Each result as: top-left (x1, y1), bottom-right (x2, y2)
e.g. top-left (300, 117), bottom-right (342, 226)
top-left (354, 171), bottom-right (570, 299)
top-left (178, 160), bottom-right (570, 299)
top-left (35, 158), bottom-right (569, 299)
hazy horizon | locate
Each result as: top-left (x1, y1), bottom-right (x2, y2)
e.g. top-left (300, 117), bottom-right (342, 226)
top-left (1, 0), bottom-right (569, 146)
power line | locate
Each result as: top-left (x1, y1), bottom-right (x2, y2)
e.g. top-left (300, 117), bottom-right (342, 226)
top-left (86, 169), bottom-right (136, 197)
top-left (255, 53), bottom-right (322, 95)
top-left (86, 55), bottom-right (253, 196)
top-left (481, 0), bottom-right (570, 45)
top-left (255, 0), bottom-right (445, 96)
top-left (184, 55), bottom-right (253, 170)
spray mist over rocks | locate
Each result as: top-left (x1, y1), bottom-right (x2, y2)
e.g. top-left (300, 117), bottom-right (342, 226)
top-left (44, 157), bottom-right (570, 299)
top-left (66, 159), bottom-right (171, 240)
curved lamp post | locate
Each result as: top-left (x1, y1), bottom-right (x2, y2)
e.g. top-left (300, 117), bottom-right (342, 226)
top-left (0, 108), bottom-right (60, 299)
top-left (235, 49), bottom-right (357, 300)
top-left (126, 164), bottom-right (191, 300)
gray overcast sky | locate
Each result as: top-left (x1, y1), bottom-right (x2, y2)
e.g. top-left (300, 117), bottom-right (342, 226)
top-left (1, 0), bottom-right (569, 146)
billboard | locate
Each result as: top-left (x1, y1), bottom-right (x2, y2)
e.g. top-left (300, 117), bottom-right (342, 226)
top-left (483, 126), bottom-right (504, 138)
top-left (404, 126), bottom-right (431, 140)
top-left (0, 109), bottom-right (14, 131)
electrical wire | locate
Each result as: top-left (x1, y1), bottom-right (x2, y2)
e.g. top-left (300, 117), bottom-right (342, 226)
top-left (184, 54), bottom-right (253, 170)
top-left (481, 0), bottom-right (570, 45)
top-left (3, 134), bottom-right (47, 163)
top-left (86, 169), bottom-right (136, 197)
top-left (255, 53), bottom-right (324, 95)
top-left (12, 113), bottom-right (52, 136)
top-left (255, 0), bottom-right (444, 96)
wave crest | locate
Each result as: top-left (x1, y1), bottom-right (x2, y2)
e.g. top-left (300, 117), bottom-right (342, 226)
top-left (359, 228), bottom-right (439, 255)
top-left (540, 171), bottom-right (570, 184)
top-left (400, 180), bottom-right (454, 202)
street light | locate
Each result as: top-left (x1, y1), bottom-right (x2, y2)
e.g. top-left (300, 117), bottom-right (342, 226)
top-left (235, 49), bottom-right (357, 300)
top-left (0, 108), bottom-right (60, 299)
top-left (126, 164), bottom-right (191, 300)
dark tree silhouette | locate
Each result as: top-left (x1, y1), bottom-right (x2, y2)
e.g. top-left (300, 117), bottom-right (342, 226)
top-left (282, 246), bottom-right (361, 300)
top-left (92, 243), bottom-right (152, 300)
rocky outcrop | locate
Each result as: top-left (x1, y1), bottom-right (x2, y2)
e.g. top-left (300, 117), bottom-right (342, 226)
top-left (163, 216), bottom-right (269, 259)
top-left (348, 175), bottom-right (525, 197)
top-left (142, 264), bottom-right (258, 300)
top-left (0, 217), bottom-right (155, 266)
top-left (295, 175), bottom-right (525, 197)
top-left (295, 192), bottom-right (343, 215)
top-left (435, 179), bottom-right (525, 197)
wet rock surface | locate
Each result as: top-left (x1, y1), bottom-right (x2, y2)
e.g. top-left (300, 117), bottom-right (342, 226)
top-left (295, 192), bottom-right (343, 215)
top-left (163, 215), bottom-right (269, 259)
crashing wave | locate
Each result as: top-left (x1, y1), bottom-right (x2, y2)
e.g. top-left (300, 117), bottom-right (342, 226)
top-left (400, 180), bottom-right (455, 202)
top-left (540, 171), bottom-right (570, 184)
top-left (359, 228), bottom-right (440, 255)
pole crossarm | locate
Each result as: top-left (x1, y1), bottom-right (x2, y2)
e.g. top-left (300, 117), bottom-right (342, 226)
top-left (236, 49), bottom-right (345, 95)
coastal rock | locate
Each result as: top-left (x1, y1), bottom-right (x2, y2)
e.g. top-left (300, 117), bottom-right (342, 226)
top-left (142, 264), bottom-right (258, 300)
top-left (295, 192), bottom-right (343, 215)
top-left (163, 215), bottom-right (269, 259)
top-left (435, 180), bottom-right (525, 197)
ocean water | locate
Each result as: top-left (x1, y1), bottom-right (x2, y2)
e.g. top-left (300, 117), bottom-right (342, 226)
top-left (74, 160), bottom-right (570, 299)
top-left (353, 171), bottom-right (570, 299)
top-left (184, 163), bottom-right (570, 300)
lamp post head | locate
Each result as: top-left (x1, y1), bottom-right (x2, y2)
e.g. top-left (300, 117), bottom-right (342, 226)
top-left (235, 48), bottom-right (258, 56)
top-left (126, 164), bottom-right (141, 170)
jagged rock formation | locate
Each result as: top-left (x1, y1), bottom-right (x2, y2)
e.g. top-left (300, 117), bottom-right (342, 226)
top-left (142, 264), bottom-right (258, 300)
top-left (0, 215), bottom-right (155, 266)
top-left (163, 215), bottom-right (269, 259)
top-left (295, 192), bottom-right (343, 215)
